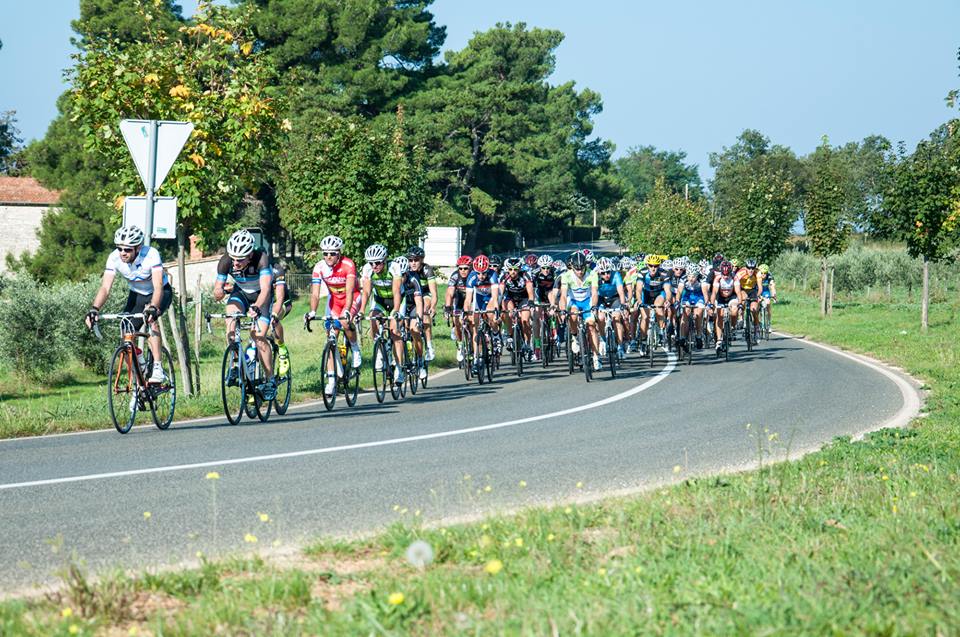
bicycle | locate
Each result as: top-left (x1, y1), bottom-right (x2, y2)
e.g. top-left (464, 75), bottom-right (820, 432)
top-left (639, 304), bottom-right (665, 368)
top-left (396, 314), bottom-right (424, 396)
top-left (206, 312), bottom-right (273, 425)
top-left (562, 309), bottom-right (593, 382)
top-left (678, 302), bottom-right (697, 366)
top-left (366, 314), bottom-right (394, 403)
top-left (92, 313), bottom-right (176, 434)
top-left (466, 309), bottom-right (498, 384)
top-left (506, 307), bottom-right (527, 378)
top-left (270, 319), bottom-right (293, 416)
top-left (760, 296), bottom-right (774, 341)
top-left (713, 304), bottom-right (732, 362)
top-left (305, 315), bottom-right (361, 411)
top-left (595, 306), bottom-right (619, 379)
top-left (743, 299), bottom-right (755, 353)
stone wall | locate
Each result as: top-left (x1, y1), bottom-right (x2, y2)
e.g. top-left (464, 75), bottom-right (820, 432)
top-left (0, 205), bottom-right (51, 272)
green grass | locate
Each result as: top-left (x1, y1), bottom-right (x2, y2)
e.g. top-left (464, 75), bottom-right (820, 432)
top-left (0, 295), bottom-right (460, 438)
top-left (3, 292), bottom-right (959, 635)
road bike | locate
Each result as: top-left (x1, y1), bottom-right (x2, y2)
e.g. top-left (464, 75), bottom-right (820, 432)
top-left (678, 302), bottom-right (699, 366)
top-left (640, 304), bottom-right (666, 368)
top-left (396, 314), bottom-right (425, 396)
top-left (534, 303), bottom-right (559, 368)
top-left (206, 312), bottom-right (273, 425)
top-left (713, 303), bottom-right (732, 362)
top-left (269, 319), bottom-right (293, 415)
top-left (506, 307), bottom-right (528, 378)
top-left (365, 314), bottom-right (394, 403)
top-left (466, 309), bottom-right (498, 384)
top-left (92, 313), bottom-right (176, 434)
top-left (760, 296), bottom-right (774, 341)
top-left (305, 315), bottom-right (361, 411)
top-left (594, 306), bottom-right (620, 379)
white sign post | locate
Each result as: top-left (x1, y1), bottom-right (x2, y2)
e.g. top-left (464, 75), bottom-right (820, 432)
top-left (119, 119), bottom-right (193, 245)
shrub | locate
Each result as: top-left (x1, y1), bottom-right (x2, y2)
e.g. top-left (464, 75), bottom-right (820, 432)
top-left (0, 275), bottom-right (69, 381)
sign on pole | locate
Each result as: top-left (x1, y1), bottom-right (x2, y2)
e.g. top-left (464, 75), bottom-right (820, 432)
top-left (123, 196), bottom-right (178, 239)
top-left (120, 119), bottom-right (193, 245)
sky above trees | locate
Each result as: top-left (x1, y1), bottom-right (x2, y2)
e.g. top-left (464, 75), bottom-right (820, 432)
top-left (2, 0), bottom-right (959, 179)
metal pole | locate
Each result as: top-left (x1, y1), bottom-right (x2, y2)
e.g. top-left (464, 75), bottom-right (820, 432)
top-left (144, 119), bottom-right (159, 247)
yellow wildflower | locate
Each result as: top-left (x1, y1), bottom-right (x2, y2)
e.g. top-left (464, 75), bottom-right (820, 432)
top-left (484, 559), bottom-right (503, 575)
top-left (143, 511), bottom-right (151, 520)
top-left (244, 533), bottom-right (257, 543)
top-left (258, 512), bottom-right (270, 522)
top-left (673, 465), bottom-right (682, 474)
top-left (576, 481), bottom-right (583, 488)
top-left (61, 608), bottom-right (73, 618)
top-left (483, 485), bottom-right (492, 493)
top-left (518, 480), bottom-right (527, 488)
top-left (68, 625), bottom-right (79, 635)
top-left (514, 537), bottom-right (523, 547)
top-left (388, 592), bottom-right (405, 605)
top-left (188, 153), bottom-right (205, 168)
top-left (546, 533), bottom-right (555, 542)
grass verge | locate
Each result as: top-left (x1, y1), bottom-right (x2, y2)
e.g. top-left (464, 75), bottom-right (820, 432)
top-left (2, 293), bottom-right (958, 635)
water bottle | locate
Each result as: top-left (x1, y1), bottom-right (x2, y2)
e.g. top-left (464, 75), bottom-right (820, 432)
top-left (245, 342), bottom-right (257, 376)
top-left (135, 346), bottom-right (147, 373)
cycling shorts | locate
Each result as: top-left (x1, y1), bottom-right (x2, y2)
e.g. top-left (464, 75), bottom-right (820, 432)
top-left (641, 289), bottom-right (665, 306)
top-left (326, 292), bottom-right (361, 319)
top-left (597, 297), bottom-right (622, 311)
top-left (123, 285), bottom-right (174, 332)
top-left (681, 293), bottom-right (705, 308)
top-left (227, 289), bottom-right (272, 328)
top-left (568, 296), bottom-right (593, 320)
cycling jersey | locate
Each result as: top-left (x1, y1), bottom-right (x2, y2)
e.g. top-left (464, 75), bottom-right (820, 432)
top-left (272, 263), bottom-right (293, 309)
top-left (106, 245), bottom-right (170, 295)
top-left (533, 269), bottom-right (558, 303)
top-left (642, 268), bottom-right (670, 293)
top-left (739, 271), bottom-right (759, 291)
top-left (561, 271), bottom-right (592, 303)
top-left (410, 263), bottom-right (436, 297)
top-left (312, 256), bottom-right (360, 317)
top-left (360, 262), bottom-right (394, 312)
top-left (466, 269), bottom-right (499, 299)
top-left (680, 276), bottom-right (706, 305)
top-left (623, 267), bottom-right (640, 288)
top-left (501, 271), bottom-right (532, 302)
top-left (217, 250), bottom-right (271, 305)
top-left (396, 271), bottom-right (423, 316)
top-left (761, 273), bottom-right (776, 297)
top-left (715, 275), bottom-right (737, 300)
top-left (446, 271), bottom-right (469, 309)
top-left (590, 270), bottom-right (623, 301)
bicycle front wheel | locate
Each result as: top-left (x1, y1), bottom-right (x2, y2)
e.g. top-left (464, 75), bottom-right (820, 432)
top-left (344, 360), bottom-right (360, 407)
top-left (221, 344), bottom-right (244, 425)
top-left (252, 348), bottom-right (272, 422)
top-left (373, 339), bottom-right (389, 403)
top-left (580, 329), bottom-right (592, 383)
top-left (147, 346), bottom-right (177, 430)
top-left (321, 341), bottom-right (338, 411)
top-left (274, 344), bottom-right (293, 415)
top-left (107, 345), bottom-right (139, 434)
top-left (606, 327), bottom-right (617, 379)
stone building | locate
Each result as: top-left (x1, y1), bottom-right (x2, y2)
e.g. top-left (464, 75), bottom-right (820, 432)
top-left (0, 176), bottom-right (61, 272)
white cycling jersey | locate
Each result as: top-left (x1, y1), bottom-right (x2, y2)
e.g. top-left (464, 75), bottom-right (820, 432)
top-left (105, 245), bottom-right (169, 295)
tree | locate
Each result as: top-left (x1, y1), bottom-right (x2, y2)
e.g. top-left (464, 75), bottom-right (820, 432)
top-left (709, 130), bottom-right (806, 262)
top-left (835, 135), bottom-right (896, 237)
top-left (277, 108), bottom-right (430, 258)
top-left (805, 138), bottom-right (852, 316)
top-left (247, 0), bottom-right (445, 118)
top-left (885, 124), bottom-right (960, 331)
top-left (71, 0), bottom-right (185, 46)
top-left (0, 111), bottom-right (22, 175)
top-left (621, 178), bottom-right (716, 257)
top-left (404, 23), bottom-right (610, 247)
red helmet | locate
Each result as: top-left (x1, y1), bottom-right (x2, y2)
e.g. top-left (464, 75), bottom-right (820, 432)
top-left (720, 260), bottom-right (732, 275)
top-left (457, 255), bottom-right (472, 267)
top-left (524, 254), bottom-right (538, 267)
top-left (473, 255), bottom-right (490, 272)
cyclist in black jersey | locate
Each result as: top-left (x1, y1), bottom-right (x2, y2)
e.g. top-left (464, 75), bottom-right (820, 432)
top-left (531, 254), bottom-right (559, 360)
top-left (389, 256), bottom-right (425, 384)
top-left (444, 255), bottom-right (473, 364)
top-left (406, 246), bottom-right (438, 363)
top-left (500, 257), bottom-right (536, 359)
top-left (270, 263), bottom-right (294, 375)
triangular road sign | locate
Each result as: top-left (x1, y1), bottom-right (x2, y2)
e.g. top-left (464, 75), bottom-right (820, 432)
top-left (120, 119), bottom-right (194, 192)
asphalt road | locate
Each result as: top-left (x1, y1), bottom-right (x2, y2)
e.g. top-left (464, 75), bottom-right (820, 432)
top-left (0, 334), bottom-right (909, 593)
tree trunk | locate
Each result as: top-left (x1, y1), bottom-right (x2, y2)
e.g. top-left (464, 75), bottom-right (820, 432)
top-left (921, 255), bottom-right (929, 332)
top-left (819, 258), bottom-right (828, 317)
top-left (174, 233), bottom-right (195, 396)
top-left (827, 266), bottom-right (834, 315)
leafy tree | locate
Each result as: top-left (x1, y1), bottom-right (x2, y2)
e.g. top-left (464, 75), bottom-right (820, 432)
top-left (621, 178), bottom-right (716, 257)
top-left (885, 124), bottom-right (960, 331)
top-left (709, 129), bottom-right (806, 262)
top-left (246, 0), bottom-right (445, 118)
top-left (805, 137), bottom-right (852, 316)
top-left (616, 146), bottom-right (702, 202)
top-left (0, 110), bottom-right (23, 175)
top-left (404, 23), bottom-right (610, 247)
top-left (277, 108), bottom-right (430, 258)
top-left (71, 0), bottom-right (185, 46)
top-left (834, 135), bottom-right (896, 237)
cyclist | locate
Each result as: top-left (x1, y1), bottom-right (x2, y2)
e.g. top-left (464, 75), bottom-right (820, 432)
top-left (463, 255), bottom-right (500, 375)
top-left (359, 243), bottom-right (392, 370)
top-left (620, 256), bottom-right (640, 352)
top-left (405, 246), bottom-right (438, 362)
top-left (86, 225), bottom-right (172, 384)
top-left (389, 256), bottom-right (425, 385)
top-left (499, 257), bottom-right (535, 360)
top-left (306, 235), bottom-right (362, 397)
top-left (532, 254), bottom-right (559, 360)
top-left (270, 262), bottom-right (293, 376)
top-left (710, 260), bottom-right (739, 353)
top-left (522, 253), bottom-right (539, 275)
top-left (488, 254), bottom-right (503, 278)
top-left (678, 264), bottom-right (709, 350)
top-left (443, 255), bottom-right (473, 364)
top-left (737, 258), bottom-right (762, 342)
top-left (559, 251), bottom-right (601, 371)
top-left (759, 263), bottom-right (778, 325)
top-left (214, 229), bottom-right (276, 399)
top-left (590, 256), bottom-right (628, 361)
top-left (636, 254), bottom-right (672, 355)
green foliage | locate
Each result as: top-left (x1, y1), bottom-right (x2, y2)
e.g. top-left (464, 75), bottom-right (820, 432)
top-left (0, 110), bottom-right (22, 175)
top-left (885, 124), bottom-right (960, 262)
top-left (771, 245), bottom-right (946, 293)
top-left (69, 2), bottom-right (286, 248)
top-left (622, 178), bottom-right (716, 257)
top-left (710, 130), bottom-right (805, 262)
top-left (277, 110), bottom-right (430, 257)
top-left (71, 0), bottom-right (184, 46)
top-left (615, 145), bottom-right (702, 203)
top-left (834, 135), bottom-right (895, 238)
top-left (247, 0), bottom-right (445, 118)
top-left (806, 138), bottom-right (852, 260)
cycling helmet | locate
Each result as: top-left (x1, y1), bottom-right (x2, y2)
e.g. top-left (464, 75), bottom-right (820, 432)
top-left (611, 256), bottom-right (621, 269)
top-left (620, 256), bottom-right (635, 270)
top-left (406, 245), bottom-right (425, 259)
top-left (713, 252), bottom-right (724, 264)
top-left (537, 254), bottom-right (553, 269)
top-left (645, 254), bottom-right (662, 267)
top-left (504, 257), bottom-right (522, 271)
top-left (473, 255), bottom-right (490, 272)
top-left (586, 252), bottom-right (597, 265)
top-left (364, 243), bottom-right (388, 262)
top-left (745, 258), bottom-right (758, 269)
top-left (759, 263), bottom-right (770, 274)
top-left (730, 257), bottom-right (741, 269)
top-left (456, 255), bottom-right (473, 267)
top-left (553, 259), bottom-right (566, 272)
top-left (114, 225), bottom-right (145, 248)
top-left (721, 261), bottom-right (732, 275)
top-left (699, 259), bottom-right (711, 272)
top-left (568, 252), bottom-right (587, 270)
top-left (662, 259), bottom-right (675, 270)
top-left (489, 255), bottom-right (502, 268)
top-left (226, 229), bottom-right (255, 258)
top-left (524, 254), bottom-right (538, 267)
top-left (635, 253), bottom-right (646, 262)
top-left (320, 235), bottom-right (344, 252)
top-left (389, 256), bottom-right (410, 277)
top-left (687, 264), bottom-right (700, 277)
top-left (581, 248), bottom-right (593, 258)
top-left (596, 257), bottom-right (614, 273)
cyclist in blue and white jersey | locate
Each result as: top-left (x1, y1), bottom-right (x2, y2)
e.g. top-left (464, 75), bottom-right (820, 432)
top-left (463, 255), bottom-right (500, 374)
top-left (559, 251), bottom-right (601, 370)
top-left (678, 264), bottom-right (710, 350)
top-left (86, 225), bottom-right (172, 384)
top-left (590, 257), bottom-right (629, 361)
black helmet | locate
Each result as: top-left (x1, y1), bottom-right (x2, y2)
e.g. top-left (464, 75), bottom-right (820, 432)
top-left (489, 254), bottom-right (503, 267)
top-left (568, 252), bottom-right (587, 270)
top-left (406, 245), bottom-right (425, 259)
top-left (745, 258), bottom-right (758, 269)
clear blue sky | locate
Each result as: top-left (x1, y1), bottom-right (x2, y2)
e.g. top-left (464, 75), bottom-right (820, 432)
top-left (3, 0), bottom-right (959, 181)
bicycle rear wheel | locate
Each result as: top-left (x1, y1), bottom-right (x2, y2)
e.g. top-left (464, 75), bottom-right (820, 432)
top-left (745, 309), bottom-right (754, 352)
top-left (221, 343), bottom-right (245, 425)
top-left (107, 345), bottom-right (139, 434)
top-left (515, 323), bottom-right (524, 377)
top-left (567, 323), bottom-right (575, 375)
top-left (647, 322), bottom-right (655, 368)
top-left (462, 325), bottom-right (473, 381)
top-left (373, 339), bottom-right (389, 403)
top-left (147, 347), bottom-right (176, 430)
top-left (606, 326), bottom-right (617, 378)
top-left (344, 362), bottom-right (360, 407)
top-left (321, 341), bottom-right (338, 411)
top-left (274, 342), bottom-right (293, 415)
top-left (580, 328), bottom-right (592, 383)
top-left (250, 348), bottom-right (272, 422)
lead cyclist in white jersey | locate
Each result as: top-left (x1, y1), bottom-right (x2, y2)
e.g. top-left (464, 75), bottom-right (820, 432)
top-left (85, 225), bottom-right (173, 384)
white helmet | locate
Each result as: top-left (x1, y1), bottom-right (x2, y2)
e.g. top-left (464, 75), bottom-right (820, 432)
top-left (364, 244), bottom-right (388, 262)
top-left (114, 225), bottom-right (145, 248)
top-left (320, 235), bottom-right (344, 252)
top-left (537, 254), bottom-right (553, 268)
top-left (687, 264), bottom-right (700, 277)
top-left (596, 257), bottom-right (614, 273)
top-left (620, 257), bottom-right (635, 270)
top-left (699, 259), bottom-right (710, 272)
top-left (227, 229), bottom-right (255, 258)
top-left (389, 256), bottom-right (409, 277)
top-left (662, 259), bottom-right (675, 270)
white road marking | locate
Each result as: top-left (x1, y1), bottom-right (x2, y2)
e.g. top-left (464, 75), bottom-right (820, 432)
top-left (0, 355), bottom-right (677, 490)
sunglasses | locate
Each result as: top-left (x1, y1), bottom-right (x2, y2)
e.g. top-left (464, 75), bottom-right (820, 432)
top-left (323, 251), bottom-right (340, 257)
top-left (370, 260), bottom-right (385, 266)
top-left (117, 246), bottom-right (136, 254)
top-left (458, 266), bottom-right (470, 271)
